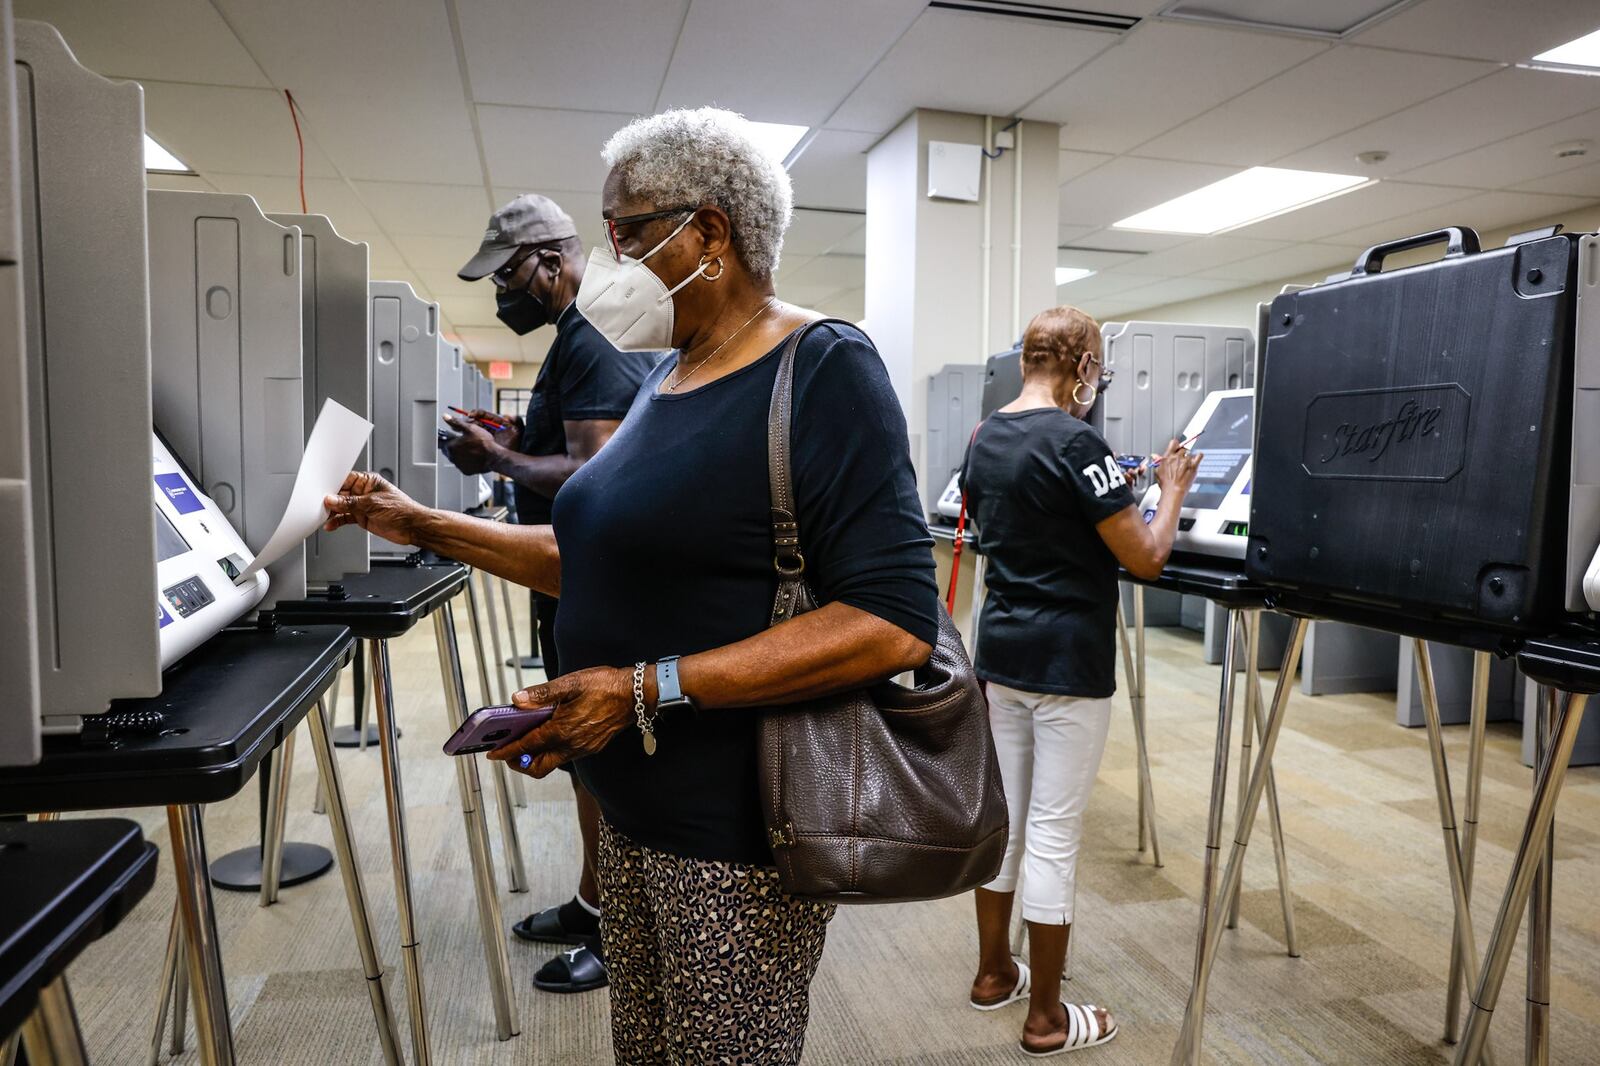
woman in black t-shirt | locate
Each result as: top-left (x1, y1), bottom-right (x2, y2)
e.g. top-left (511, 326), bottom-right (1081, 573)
top-left (961, 306), bottom-right (1199, 1056)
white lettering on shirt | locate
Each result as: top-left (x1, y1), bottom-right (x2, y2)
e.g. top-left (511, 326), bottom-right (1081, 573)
top-left (1082, 462), bottom-right (1111, 498)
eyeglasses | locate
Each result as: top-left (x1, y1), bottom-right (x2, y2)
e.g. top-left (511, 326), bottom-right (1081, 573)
top-left (1087, 356), bottom-right (1114, 396)
top-left (492, 245), bottom-right (539, 288)
top-left (603, 206), bottom-right (695, 261)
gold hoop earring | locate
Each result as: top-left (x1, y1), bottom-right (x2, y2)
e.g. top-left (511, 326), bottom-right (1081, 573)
top-left (700, 255), bottom-right (725, 281)
top-left (1072, 379), bottom-right (1096, 406)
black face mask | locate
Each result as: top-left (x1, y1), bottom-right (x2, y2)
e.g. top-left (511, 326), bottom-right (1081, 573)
top-left (496, 288), bottom-right (548, 335)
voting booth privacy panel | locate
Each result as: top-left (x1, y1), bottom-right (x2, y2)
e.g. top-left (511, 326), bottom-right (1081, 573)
top-left (270, 211), bottom-right (372, 587)
top-left (368, 279), bottom-right (438, 555)
top-left (15, 21), bottom-right (159, 734)
top-left (1249, 227), bottom-right (1600, 646)
top-left (0, 0), bottom-right (37, 767)
top-left (148, 189), bottom-right (307, 611)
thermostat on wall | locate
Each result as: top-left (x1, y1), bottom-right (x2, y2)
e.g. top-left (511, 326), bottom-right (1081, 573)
top-left (928, 141), bottom-right (982, 202)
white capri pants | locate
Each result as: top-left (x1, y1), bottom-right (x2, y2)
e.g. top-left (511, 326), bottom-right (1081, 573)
top-left (983, 681), bottom-right (1113, 925)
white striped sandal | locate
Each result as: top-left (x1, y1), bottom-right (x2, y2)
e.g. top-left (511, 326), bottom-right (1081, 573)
top-left (969, 959), bottom-right (1031, 1011)
top-left (1020, 1002), bottom-right (1118, 1057)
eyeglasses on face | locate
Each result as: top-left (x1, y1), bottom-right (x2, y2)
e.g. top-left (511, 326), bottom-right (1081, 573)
top-left (603, 206), bottom-right (695, 260)
top-left (492, 245), bottom-right (540, 288)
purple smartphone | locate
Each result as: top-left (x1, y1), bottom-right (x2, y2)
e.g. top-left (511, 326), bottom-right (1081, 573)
top-left (442, 704), bottom-right (554, 756)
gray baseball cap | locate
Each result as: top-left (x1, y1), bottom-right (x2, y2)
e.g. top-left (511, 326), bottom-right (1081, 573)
top-left (458, 193), bottom-right (579, 280)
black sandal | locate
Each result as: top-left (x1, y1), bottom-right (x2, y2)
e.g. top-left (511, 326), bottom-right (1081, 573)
top-left (513, 898), bottom-right (599, 945)
top-left (532, 942), bottom-right (609, 994)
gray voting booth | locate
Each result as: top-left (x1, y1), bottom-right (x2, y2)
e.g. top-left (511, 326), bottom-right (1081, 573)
top-left (16, 20), bottom-right (159, 730)
top-left (369, 279), bottom-right (441, 555)
top-left (148, 190), bottom-right (306, 609)
top-left (270, 211), bottom-right (371, 587)
top-left (435, 335), bottom-right (464, 513)
top-left (924, 362), bottom-right (985, 518)
top-left (1098, 321), bottom-right (1252, 628)
top-left (0, 0), bottom-right (37, 766)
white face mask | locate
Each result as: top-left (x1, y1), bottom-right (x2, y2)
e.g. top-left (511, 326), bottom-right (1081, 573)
top-left (575, 214), bottom-right (709, 352)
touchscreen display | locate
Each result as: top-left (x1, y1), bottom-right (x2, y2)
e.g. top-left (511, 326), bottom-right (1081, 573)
top-left (155, 505), bottom-right (192, 563)
top-left (1182, 395), bottom-right (1252, 512)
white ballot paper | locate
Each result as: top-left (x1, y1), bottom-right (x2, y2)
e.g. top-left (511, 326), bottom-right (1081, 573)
top-left (239, 399), bottom-right (373, 580)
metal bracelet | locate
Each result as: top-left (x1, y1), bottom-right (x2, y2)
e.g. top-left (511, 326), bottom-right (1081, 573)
top-left (633, 662), bottom-right (657, 755)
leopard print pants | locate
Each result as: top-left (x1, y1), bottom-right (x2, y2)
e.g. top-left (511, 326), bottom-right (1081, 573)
top-left (597, 820), bottom-right (836, 1065)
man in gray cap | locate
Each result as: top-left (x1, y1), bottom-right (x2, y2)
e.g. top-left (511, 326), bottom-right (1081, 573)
top-left (444, 193), bottom-right (657, 995)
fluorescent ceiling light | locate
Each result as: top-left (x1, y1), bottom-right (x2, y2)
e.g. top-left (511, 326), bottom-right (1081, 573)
top-left (1533, 27), bottom-right (1600, 69)
top-left (144, 134), bottom-right (192, 173)
top-left (1056, 267), bottom-right (1096, 286)
top-left (746, 121), bottom-right (809, 167)
top-left (1114, 167), bottom-right (1369, 234)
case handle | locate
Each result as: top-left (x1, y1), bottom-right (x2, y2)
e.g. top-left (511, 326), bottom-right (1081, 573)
top-left (1350, 227), bottom-right (1481, 277)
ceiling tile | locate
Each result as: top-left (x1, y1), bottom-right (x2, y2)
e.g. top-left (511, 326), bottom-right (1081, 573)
top-left (479, 106), bottom-right (635, 194)
top-left (820, 288), bottom-right (866, 324)
top-left (354, 182), bottom-right (494, 237)
top-left (140, 81), bottom-right (340, 178)
top-left (829, 225), bottom-right (867, 256)
top-left (212, 0), bottom-right (483, 184)
top-left (658, 0), bottom-right (926, 126)
top-left (415, 270), bottom-right (489, 303)
top-left (1109, 275), bottom-right (1244, 313)
top-left (1513, 158), bottom-right (1600, 197)
top-left (206, 174), bottom-right (378, 232)
top-left (783, 211), bottom-right (867, 258)
top-left (1334, 190), bottom-right (1598, 249)
top-left (781, 281), bottom-right (852, 308)
top-left (1058, 149), bottom-right (1113, 184)
top-left (1058, 156), bottom-right (1236, 229)
top-left (519, 330), bottom-right (557, 365)
top-left (778, 253), bottom-right (865, 293)
top-left (1022, 21), bottom-right (1327, 154)
top-left (1056, 224), bottom-right (1098, 246)
top-left (392, 233), bottom-right (486, 271)
top-left (1227, 180), bottom-right (1479, 241)
top-left (1194, 241), bottom-right (1365, 282)
top-left (1276, 66), bottom-right (1600, 181)
top-left (1398, 108), bottom-right (1600, 190)
top-left (145, 173), bottom-right (218, 193)
top-left (340, 231), bottom-right (408, 274)
top-left (1139, 45), bottom-right (1496, 167)
top-left (1131, 235), bottom-right (1293, 277)
top-left (1068, 227), bottom-right (1192, 253)
top-left (830, 8), bottom-right (1117, 134)
top-left (457, 0), bottom-right (688, 112)
top-left (789, 130), bottom-right (877, 210)
top-left (1354, 0), bottom-right (1600, 64)
top-left (1056, 247), bottom-right (1143, 271)
top-left (1053, 271), bottom-right (1167, 301)
top-left (435, 292), bottom-right (502, 329)
top-left (16, 0), bottom-right (271, 87)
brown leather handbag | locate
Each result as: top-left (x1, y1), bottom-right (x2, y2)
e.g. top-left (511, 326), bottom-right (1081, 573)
top-left (759, 320), bottom-right (1009, 904)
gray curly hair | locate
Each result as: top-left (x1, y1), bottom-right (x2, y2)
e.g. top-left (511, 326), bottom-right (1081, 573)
top-left (601, 107), bottom-right (793, 278)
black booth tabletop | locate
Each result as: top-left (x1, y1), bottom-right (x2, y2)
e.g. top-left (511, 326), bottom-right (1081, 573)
top-left (0, 818), bottom-right (159, 1037)
top-left (0, 625), bottom-right (353, 814)
top-left (1120, 557), bottom-right (1271, 609)
top-left (1518, 631), bottom-right (1600, 695)
top-left (267, 559), bottom-right (469, 639)
top-left (464, 504), bottom-right (509, 522)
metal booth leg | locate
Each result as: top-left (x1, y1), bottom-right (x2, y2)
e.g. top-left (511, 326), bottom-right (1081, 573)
top-left (1116, 596), bottom-right (1162, 866)
top-left (1226, 611), bottom-right (1258, 931)
top-left (1172, 616), bottom-right (1308, 1066)
top-left (260, 725), bottom-right (295, 906)
top-left (463, 575), bottom-right (529, 895)
top-left (305, 696), bottom-right (404, 1065)
top-left (149, 902), bottom-right (184, 1064)
top-left (1413, 639), bottom-right (1495, 1066)
top-left (314, 667), bottom-right (341, 814)
top-left (1525, 685), bottom-right (1556, 1066)
top-left (1445, 650), bottom-right (1492, 1042)
top-left (170, 917), bottom-right (189, 1056)
top-left (369, 638), bottom-right (433, 1066)
top-left (166, 803), bottom-right (236, 1065)
top-left (497, 571), bottom-right (530, 808)
top-left (1225, 611), bottom-right (1299, 956)
top-left (433, 601), bottom-right (520, 1040)
top-left (1453, 691), bottom-right (1588, 1066)
top-left (19, 975), bottom-right (89, 1066)
top-left (1171, 607), bottom-right (1243, 1066)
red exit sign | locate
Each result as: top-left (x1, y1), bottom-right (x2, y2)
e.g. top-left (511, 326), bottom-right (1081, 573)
top-left (487, 361), bottom-right (514, 380)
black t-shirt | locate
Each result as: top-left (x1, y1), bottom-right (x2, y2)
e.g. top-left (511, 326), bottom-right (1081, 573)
top-left (514, 303), bottom-right (658, 525)
top-left (960, 408), bottom-right (1135, 698)
top-left (552, 323), bottom-right (940, 864)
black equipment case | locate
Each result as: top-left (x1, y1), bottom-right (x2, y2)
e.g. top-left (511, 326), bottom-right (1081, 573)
top-left (1247, 227), bottom-right (1579, 640)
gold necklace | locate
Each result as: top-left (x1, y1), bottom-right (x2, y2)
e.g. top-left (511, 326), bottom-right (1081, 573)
top-left (666, 298), bottom-right (776, 393)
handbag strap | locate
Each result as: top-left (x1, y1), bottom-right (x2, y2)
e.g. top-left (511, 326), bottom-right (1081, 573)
top-left (767, 318), bottom-right (854, 579)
